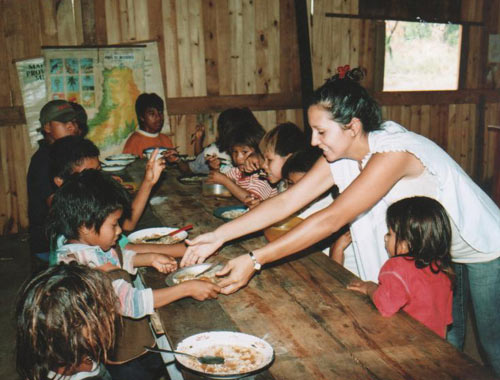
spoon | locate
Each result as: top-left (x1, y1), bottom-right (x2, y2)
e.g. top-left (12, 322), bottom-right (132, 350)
top-left (144, 346), bottom-right (225, 365)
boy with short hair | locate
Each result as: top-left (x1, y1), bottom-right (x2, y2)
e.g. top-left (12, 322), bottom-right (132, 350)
top-left (27, 99), bottom-right (79, 259)
top-left (123, 93), bottom-right (176, 160)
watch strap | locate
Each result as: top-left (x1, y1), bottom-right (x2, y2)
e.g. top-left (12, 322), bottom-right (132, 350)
top-left (248, 251), bottom-right (262, 271)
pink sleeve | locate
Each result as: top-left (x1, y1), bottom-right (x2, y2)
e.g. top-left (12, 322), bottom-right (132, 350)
top-left (225, 168), bottom-right (239, 182)
top-left (372, 269), bottom-right (410, 317)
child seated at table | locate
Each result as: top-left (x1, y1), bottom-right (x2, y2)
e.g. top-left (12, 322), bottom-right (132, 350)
top-left (180, 108), bottom-right (262, 176)
top-left (123, 93), bottom-right (177, 161)
top-left (281, 148), bottom-right (352, 264)
top-left (48, 136), bottom-right (186, 265)
top-left (243, 122), bottom-right (307, 208)
top-left (205, 121), bottom-right (277, 204)
top-left (16, 264), bottom-right (119, 380)
top-left (46, 169), bottom-right (221, 379)
top-left (348, 196), bottom-right (454, 338)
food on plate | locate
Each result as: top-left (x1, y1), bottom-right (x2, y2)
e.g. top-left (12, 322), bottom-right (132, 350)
top-left (179, 175), bottom-right (206, 182)
top-left (221, 209), bottom-right (248, 219)
top-left (179, 345), bottom-right (265, 375)
top-left (173, 273), bottom-right (218, 284)
top-left (131, 234), bottom-right (181, 245)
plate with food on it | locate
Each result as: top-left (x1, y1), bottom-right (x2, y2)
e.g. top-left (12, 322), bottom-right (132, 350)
top-left (174, 331), bottom-right (274, 379)
top-left (165, 263), bottom-right (224, 286)
top-left (213, 205), bottom-right (249, 222)
top-left (127, 227), bottom-right (188, 245)
top-left (178, 154), bottom-right (197, 162)
top-left (104, 154), bottom-right (137, 165)
top-left (101, 163), bottom-right (127, 172)
top-left (177, 174), bottom-right (208, 185)
top-left (143, 147), bottom-right (178, 160)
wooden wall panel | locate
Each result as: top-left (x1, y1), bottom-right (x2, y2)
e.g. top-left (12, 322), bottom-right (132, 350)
top-left (168, 108), bottom-right (303, 155)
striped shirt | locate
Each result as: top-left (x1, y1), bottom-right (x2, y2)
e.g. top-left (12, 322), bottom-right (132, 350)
top-left (225, 168), bottom-right (277, 200)
top-left (55, 237), bottom-right (154, 319)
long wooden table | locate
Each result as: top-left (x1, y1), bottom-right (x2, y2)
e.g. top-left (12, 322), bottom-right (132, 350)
top-left (125, 160), bottom-right (496, 380)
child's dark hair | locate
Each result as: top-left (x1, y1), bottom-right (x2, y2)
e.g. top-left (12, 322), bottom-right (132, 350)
top-left (216, 107), bottom-right (261, 152)
top-left (227, 118), bottom-right (266, 154)
top-left (310, 67), bottom-right (382, 133)
top-left (281, 147), bottom-right (323, 180)
top-left (49, 136), bottom-right (100, 183)
top-left (259, 122), bottom-right (307, 157)
top-left (46, 169), bottom-right (131, 244)
top-left (16, 264), bottom-right (118, 380)
top-left (386, 197), bottom-right (453, 279)
top-left (135, 93), bottom-right (164, 127)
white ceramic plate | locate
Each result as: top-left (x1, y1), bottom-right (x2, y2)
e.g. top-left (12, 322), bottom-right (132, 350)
top-left (101, 164), bottom-right (127, 172)
top-left (127, 227), bottom-right (188, 244)
top-left (106, 153), bottom-right (137, 162)
top-left (165, 263), bottom-right (224, 286)
top-left (175, 331), bottom-right (274, 379)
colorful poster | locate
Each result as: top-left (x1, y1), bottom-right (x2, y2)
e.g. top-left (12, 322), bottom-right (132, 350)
top-left (15, 57), bottom-right (47, 149)
top-left (42, 43), bottom-right (169, 157)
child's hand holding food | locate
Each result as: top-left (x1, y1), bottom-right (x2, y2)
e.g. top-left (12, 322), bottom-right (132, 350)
top-left (206, 154), bottom-right (221, 170)
top-left (149, 254), bottom-right (178, 273)
top-left (182, 280), bottom-right (220, 300)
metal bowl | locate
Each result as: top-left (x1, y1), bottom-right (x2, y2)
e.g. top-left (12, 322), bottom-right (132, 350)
top-left (201, 181), bottom-right (232, 198)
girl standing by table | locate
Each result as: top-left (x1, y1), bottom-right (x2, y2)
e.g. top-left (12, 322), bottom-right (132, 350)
top-left (182, 66), bottom-right (500, 375)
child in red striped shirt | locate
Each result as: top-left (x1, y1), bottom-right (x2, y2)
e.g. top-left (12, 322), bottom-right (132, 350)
top-left (206, 121), bottom-right (277, 203)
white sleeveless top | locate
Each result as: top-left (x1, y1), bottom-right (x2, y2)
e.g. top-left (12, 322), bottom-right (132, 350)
top-left (329, 121), bottom-right (500, 281)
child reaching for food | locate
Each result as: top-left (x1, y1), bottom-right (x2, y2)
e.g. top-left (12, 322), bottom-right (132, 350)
top-left (205, 121), bottom-right (277, 204)
top-left (46, 169), bottom-right (220, 379)
top-left (348, 196), bottom-right (454, 338)
top-left (16, 264), bottom-right (119, 380)
top-left (48, 136), bottom-right (186, 266)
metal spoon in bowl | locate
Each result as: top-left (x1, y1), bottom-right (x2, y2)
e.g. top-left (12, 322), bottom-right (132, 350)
top-left (144, 346), bottom-right (225, 365)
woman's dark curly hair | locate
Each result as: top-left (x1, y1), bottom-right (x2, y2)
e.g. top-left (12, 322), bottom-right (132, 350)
top-left (310, 67), bottom-right (382, 133)
top-left (46, 169), bottom-right (131, 245)
top-left (16, 264), bottom-right (119, 380)
top-left (386, 197), bottom-right (454, 281)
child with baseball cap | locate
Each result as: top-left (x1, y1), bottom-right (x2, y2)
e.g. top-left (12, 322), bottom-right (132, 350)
top-left (27, 99), bottom-right (79, 270)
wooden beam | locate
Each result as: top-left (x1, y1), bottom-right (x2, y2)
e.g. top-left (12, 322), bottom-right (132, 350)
top-left (374, 89), bottom-right (500, 106)
top-left (165, 93), bottom-right (302, 115)
top-left (294, 0), bottom-right (313, 131)
top-left (324, 12), bottom-right (483, 26)
top-left (0, 107), bottom-right (26, 127)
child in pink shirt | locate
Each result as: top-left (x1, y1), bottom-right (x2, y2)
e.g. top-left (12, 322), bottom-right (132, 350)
top-left (348, 196), bottom-right (454, 338)
top-left (206, 120), bottom-right (277, 203)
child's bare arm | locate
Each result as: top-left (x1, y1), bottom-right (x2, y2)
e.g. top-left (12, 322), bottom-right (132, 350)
top-left (347, 280), bottom-right (378, 299)
top-left (126, 242), bottom-right (187, 258)
top-left (132, 253), bottom-right (178, 273)
top-left (123, 149), bottom-right (165, 231)
top-left (206, 171), bottom-right (251, 202)
top-left (153, 280), bottom-right (220, 307)
top-left (330, 230), bottom-right (351, 265)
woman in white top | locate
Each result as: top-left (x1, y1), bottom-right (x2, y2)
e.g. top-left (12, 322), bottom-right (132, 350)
top-left (182, 67), bottom-right (500, 375)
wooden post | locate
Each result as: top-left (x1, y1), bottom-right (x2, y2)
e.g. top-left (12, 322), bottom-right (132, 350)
top-left (293, 0), bottom-right (313, 136)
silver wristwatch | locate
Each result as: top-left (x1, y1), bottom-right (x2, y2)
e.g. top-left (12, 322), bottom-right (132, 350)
top-left (248, 251), bottom-right (262, 271)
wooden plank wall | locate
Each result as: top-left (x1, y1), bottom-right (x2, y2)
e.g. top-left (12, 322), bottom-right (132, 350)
top-left (1, 0), bottom-right (499, 234)
top-left (0, 0), bottom-right (303, 234)
top-left (310, 0), bottom-right (500, 189)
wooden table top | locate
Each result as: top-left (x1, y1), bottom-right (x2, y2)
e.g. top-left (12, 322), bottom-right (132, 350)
top-left (125, 160), bottom-right (496, 380)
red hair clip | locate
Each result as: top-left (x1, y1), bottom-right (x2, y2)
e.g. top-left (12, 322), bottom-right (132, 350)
top-left (337, 65), bottom-right (350, 79)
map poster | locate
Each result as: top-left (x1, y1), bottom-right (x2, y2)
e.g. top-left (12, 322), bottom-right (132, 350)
top-left (15, 57), bottom-right (47, 149)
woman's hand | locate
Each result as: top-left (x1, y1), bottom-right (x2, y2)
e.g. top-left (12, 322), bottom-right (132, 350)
top-left (242, 153), bottom-right (261, 174)
top-left (144, 148), bottom-right (166, 185)
top-left (150, 254), bottom-right (178, 273)
top-left (216, 254), bottom-right (256, 294)
top-left (206, 170), bottom-right (227, 185)
top-left (181, 232), bottom-right (225, 267)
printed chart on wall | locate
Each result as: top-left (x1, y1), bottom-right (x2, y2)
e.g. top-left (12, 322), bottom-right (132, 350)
top-left (15, 41), bottom-right (168, 155)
